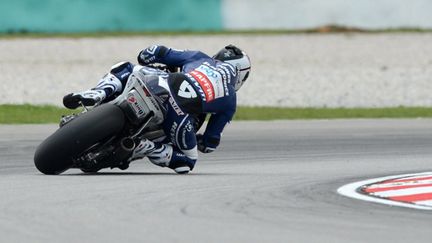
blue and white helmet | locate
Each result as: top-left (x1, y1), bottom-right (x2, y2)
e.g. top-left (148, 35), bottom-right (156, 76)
top-left (213, 45), bottom-right (251, 91)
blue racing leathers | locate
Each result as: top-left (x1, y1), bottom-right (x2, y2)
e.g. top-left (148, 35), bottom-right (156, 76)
top-left (96, 62), bottom-right (199, 170)
top-left (93, 45), bottom-right (239, 171)
top-left (137, 45), bottom-right (239, 153)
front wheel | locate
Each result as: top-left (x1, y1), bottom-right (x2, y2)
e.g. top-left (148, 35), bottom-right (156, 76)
top-left (34, 104), bottom-right (125, 175)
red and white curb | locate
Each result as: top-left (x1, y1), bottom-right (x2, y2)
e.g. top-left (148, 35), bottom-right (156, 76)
top-left (337, 172), bottom-right (432, 210)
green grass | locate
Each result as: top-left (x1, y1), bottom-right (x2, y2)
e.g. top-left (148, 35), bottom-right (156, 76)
top-left (233, 106), bottom-right (432, 120)
top-left (0, 104), bottom-right (77, 124)
top-left (1, 104), bottom-right (432, 124)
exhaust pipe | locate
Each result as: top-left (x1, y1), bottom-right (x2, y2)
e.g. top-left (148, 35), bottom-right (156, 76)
top-left (120, 137), bottom-right (136, 152)
top-left (97, 137), bottom-right (136, 170)
top-left (110, 137), bottom-right (136, 164)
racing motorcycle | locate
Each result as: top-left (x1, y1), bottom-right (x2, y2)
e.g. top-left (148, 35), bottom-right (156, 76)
top-left (34, 69), bottom-right (170, 175)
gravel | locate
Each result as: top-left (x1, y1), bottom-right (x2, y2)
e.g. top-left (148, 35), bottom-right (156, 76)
top-left (1, 33), bottom-right (432, 107)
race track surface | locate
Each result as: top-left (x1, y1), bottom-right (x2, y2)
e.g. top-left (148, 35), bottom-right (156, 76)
top-left (1, 120), bottom-right (432, 243)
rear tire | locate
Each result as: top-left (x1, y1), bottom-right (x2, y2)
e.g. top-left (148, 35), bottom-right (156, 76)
top-left (34, 104), bottom-right (125, 175)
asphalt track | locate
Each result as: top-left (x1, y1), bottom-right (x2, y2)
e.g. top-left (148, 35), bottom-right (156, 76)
top-left (1, 119), bottom-right (432, 243)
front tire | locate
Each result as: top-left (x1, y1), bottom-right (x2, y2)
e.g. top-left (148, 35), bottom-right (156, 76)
top-left (34, 104), bottom-right (125, 175)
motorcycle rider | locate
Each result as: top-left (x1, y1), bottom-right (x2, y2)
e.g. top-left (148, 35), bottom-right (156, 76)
top-left (63, 45), bottom-right (251, 174)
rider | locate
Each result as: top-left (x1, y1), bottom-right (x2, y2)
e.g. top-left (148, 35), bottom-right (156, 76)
top-left (63, 45), bottom-right (251, 174)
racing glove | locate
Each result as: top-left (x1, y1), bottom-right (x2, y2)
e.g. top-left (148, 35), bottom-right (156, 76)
top-left (196, 134), bottom-right (220, 153)
top-left (137, 45), bottom-right (169, 65)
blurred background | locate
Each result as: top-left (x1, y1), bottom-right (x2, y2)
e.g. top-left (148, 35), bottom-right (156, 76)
top-left (2, 0), bottom-right (432, 32)
top-left (1, 0), bottom-right (432, 108)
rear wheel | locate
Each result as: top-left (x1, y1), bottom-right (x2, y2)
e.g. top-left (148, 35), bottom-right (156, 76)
top-left (34, 104), bottom-right (125, 175)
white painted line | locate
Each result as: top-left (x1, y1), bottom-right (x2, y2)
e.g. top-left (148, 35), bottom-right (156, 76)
top-left (416, 200), bottom-right (432, 207)
top-left (337, 172), bottom-right (432, 210)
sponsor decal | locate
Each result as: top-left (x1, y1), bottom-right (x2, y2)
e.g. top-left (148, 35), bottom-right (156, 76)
top-left (338, 172), bottom-right (432, 210)
top-left (169, 122), bottom-right (178, 144)
top-left (200, 63), bottom-right (228, 98)
top-left (186, 73), bottom-right (206, 101)
top-left (181, 127), bottom-right (187, 148)
top-left (190, 70), bottom-right (215, 101)
top-left (169, 97), bottom-right (184, 115)
top-left (178, 80), bottom-right (197, 99)
top-left (221, 62), bottom-right (237, 76)
top-left (127, 95), bottom-right (136, 103)
top-left (200, 62), bottom-right (219, 78)
top-left (218, 64), bottom-right (231, 96)
top-left (185, 122), bottom-right (193, 132)
top-left (127, 93), bottom-right (145, 117)
top-left (181, 120), bottom-right (193, 148)
top-left (120, 72), bottom-right (130, 79)
top-left (146, 45), bottom-right (157, 55)
top-left (140, 45), bottom-right (158, 63)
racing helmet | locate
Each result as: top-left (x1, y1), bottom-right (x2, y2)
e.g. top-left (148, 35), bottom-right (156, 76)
top-left (213, 45), bottom-right (251, 91)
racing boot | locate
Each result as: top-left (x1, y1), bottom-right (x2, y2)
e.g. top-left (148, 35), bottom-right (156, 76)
top-left (130, 139), bottom-right (157, 161)
top-left (63, 89), bottom-right (106, 109)
top-left (130, 139), bottom-right (195, 174)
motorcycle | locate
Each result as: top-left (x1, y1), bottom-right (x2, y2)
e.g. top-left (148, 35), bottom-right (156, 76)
top-left (34, 68), bottom-right (169, 175)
